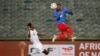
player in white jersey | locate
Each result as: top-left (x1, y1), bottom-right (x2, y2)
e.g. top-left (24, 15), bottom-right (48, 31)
top-left (27, 23), bottom-right (49, 56)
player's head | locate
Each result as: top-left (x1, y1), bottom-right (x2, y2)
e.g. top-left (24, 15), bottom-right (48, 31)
top-left (56, 3), bottom-right (62, 10)
top-left (27, 23), bottom-right (34, 30)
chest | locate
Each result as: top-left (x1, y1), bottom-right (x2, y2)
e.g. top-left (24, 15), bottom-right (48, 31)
top-left (57, 10), bottom-right (66, 14)
top-left (30, 30), bottom-right (37, 36)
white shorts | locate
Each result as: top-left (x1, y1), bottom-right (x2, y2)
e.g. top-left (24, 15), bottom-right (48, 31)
top-left (33, 43), bottom-right (43, 53)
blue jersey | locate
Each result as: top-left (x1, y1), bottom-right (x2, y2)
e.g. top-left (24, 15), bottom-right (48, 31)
top-left (54, 8), bottom-right (73, 24)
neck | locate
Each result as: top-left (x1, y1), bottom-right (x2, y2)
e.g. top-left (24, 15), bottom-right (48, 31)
top-left (31, 27), bottom-right (34, 30)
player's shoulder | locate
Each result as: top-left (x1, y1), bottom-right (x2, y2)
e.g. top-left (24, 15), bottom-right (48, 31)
top-left (30, 29), bottom-right (37, 32)
top-left (33, 29), bottom-right (37, 31)
top-left (33, 29), bottom-right (38, 32)
top-left (62, 7), bottom-right (68, 10)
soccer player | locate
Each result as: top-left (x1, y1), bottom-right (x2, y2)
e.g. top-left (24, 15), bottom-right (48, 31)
top-left (52, 3), bottom-right (76, 42)
top-left (27, 23), bottom-right (49, 56)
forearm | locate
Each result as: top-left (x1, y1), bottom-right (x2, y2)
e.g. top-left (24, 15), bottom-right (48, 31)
top-left (67, 10), bottom-right (73, 15)
top-left (54, 12), bottom-right (60, 19)
top-left (54, 15), bottom-right (60, 19)
top-left (69, 11), bottom-right (73, 15)
top-left (38, 33), bottom-right (49, 36)
top-left (65, 8), bottom-right (73, 15)
top-left (27, 31), bottom-right (30, 38)
top-left (28, 34), bottom-right (30, 38)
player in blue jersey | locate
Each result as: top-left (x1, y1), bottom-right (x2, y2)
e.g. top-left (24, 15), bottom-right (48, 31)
top-left (52, 3), bottom-right (76, 42)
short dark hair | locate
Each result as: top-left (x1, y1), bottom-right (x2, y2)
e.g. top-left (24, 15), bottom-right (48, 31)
top-left (27, 23), bottom-right (32, 27)
top-left (57, 3), bottom-right (61, 6)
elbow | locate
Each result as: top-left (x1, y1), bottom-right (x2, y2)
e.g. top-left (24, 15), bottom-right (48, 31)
top-left (70, 12), bottom-right (73, 15)
top-left (71, 13), bottom-right (73, 15)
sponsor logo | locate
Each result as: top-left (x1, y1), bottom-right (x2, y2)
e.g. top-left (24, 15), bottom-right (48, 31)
top-left (61, 45), bottom-right (75, 56)
top-left (62, 46), bottom-right (73, 53)
top-left (48, 47), bottom-right (56, 52)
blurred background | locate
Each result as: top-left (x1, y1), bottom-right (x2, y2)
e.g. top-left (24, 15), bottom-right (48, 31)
top-left (0, 0), bottom-right (100, 40)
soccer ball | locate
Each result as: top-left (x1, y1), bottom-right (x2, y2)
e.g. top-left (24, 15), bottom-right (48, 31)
top-left (50, 3), bottom-right (57, 9)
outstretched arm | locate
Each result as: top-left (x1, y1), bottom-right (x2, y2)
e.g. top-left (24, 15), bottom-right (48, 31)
top-left (65, 8), bottom-right (73, 15)
top-left (28, 31), bottom-right (30, 38)
top-left (54, 11), bottom-right (60, 20)
top-left (37, 33), bottom-right (50, 36)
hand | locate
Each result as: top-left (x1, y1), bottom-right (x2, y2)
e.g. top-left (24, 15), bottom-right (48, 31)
top-left (69, 7), bottom-right (73, 11)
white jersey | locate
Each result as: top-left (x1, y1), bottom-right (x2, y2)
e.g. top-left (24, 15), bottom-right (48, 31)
top-left (29, 29), bottom-right (43, 49)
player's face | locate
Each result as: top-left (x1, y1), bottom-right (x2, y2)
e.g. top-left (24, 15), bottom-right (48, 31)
top-left (56, 5), bottom-right (62, 10)
top-left (27, 26), bottom-right (31, 30)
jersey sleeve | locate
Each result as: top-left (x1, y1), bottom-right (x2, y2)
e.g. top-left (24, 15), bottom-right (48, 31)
top-left (34, 29), bottom-right (38, 34)
top-left (54, 11), bottom-right (60, 20)
top-left (64, 8), bottom-right (73, 15)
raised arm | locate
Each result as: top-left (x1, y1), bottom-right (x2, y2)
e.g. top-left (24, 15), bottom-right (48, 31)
top-left (54, 11), bottom-right (60, 20)
top-left (37, 33), bottom-right (50, 36)
top-left (28, 31), bottom-right (30, 38)
top-left (65, 8), bottom-right (73, 15)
